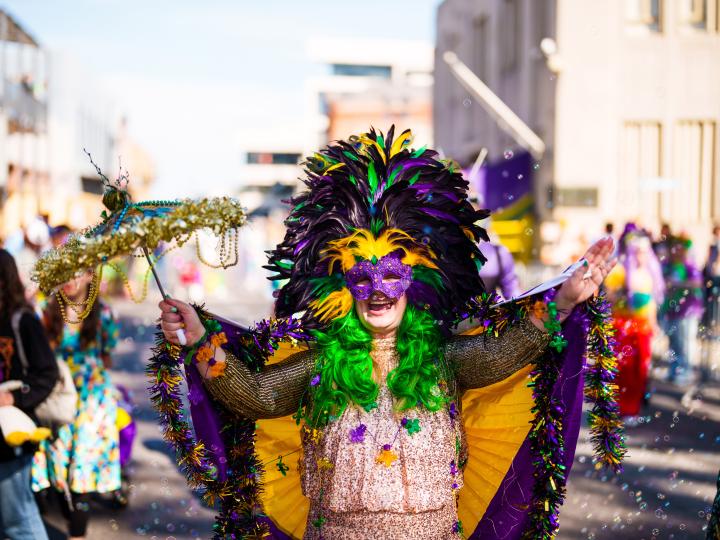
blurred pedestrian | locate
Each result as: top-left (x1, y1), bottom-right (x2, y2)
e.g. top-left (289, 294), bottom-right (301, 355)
top-left (49, 225), bottom-right (72, 249)
top-left (652, 222), bottom-right (672, 265)
top-left (15, 218), bottom-right (50, 303)
top-left (478, 240), bottom-right (521, 300)
top-left (701, 225), bottom-right (720, 382)
top-left (708, 469), bottom-right (720, 540)
top-left (0, 249), bottom-right (57, 540)
top-left (604, 225), bottom-right (664, 419)
top-left (661, 235), bottom-right (704, 385)
top-left (32, 273), bottom-right (120, 540)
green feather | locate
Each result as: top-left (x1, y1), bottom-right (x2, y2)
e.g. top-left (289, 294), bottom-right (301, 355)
top-left (348, 174), bottom-right (357, 185)
top-left (275, 260), bottom-right (294, 270)
top-left (310, 274), bottom-right (345, 298)
top-left (343, 151), bottom-right (359, 162)
top-left (412, 146), bottom-right (426, 158)
top-left (473, 254), bottom-right (484, 271)
top-left (377, 134), bottom-right (385, 149)
top-left (408, 172), bottom-right (421, 185)
top-left (370, 218), bottom-right (384, 236)
top-left (412, 266), bottom-right (445, 292)
top-left (387, 166), bottom-right (400, 188)
top-left (367, 162), bottom-right (378, 198)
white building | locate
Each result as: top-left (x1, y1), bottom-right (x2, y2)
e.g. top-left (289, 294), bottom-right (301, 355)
top-left (435, 0), bottom-right (720, 263)
top-left (305, 37), bottom-right (434, 149)
top-left (0, 8), bottom-right (49, 238)
top-left (0, 8), bottom-right (148, 236)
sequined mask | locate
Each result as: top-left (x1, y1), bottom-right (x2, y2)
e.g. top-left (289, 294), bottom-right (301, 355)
top-left (345, 253), bottom-right (413, 301)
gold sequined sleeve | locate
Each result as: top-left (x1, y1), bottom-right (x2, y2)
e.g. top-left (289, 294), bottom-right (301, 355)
top-left (204, 348), bottom-right (316, 420)
top-left (446, 317), bottom-right (550, 391)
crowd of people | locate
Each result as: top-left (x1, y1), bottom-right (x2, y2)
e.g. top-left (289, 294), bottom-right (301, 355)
top-left (0, 226), bottom-right (133, 540)
top-left (603, 221), bottom-right (719, 422)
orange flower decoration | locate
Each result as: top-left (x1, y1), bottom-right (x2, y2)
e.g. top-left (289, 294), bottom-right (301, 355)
top-left (196, 344), bottom-right (215, 363)
top-left (531, 300), bottom-right (548, 320)
top-left (208, 361), bottom-right (226, 378)
top-left (210, 332), bottom-right (228, 348)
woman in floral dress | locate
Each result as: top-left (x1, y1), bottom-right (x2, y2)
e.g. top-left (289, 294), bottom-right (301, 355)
top-left (33, 272), bottom-right (120, 540)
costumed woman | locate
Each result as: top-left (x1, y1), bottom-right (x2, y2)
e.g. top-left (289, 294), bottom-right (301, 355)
top-left (660, 234), bottom-right (704, 385)
top-left (155, 127), bottom-right (622, 539)
top-left (604, 224), bottom-right (664, 419)
top-left (32, 272), bottom-right (121, 540)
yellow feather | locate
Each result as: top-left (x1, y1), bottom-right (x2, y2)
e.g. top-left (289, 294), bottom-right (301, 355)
top-left (310, 288), bottom-right (354, 322)
top-left (321, 229), bottom-right (437, 273)
top-left (461, 226), bottom-right (477, 242)
top-left (324, 162), bottom-right (346, 174)
top-left (357, 135), bottom-right (387, 164)
top-left (389, 129), bottom-right (413, 158)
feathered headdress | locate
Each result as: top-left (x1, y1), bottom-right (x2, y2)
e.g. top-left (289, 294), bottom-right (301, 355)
top-left (266, 126), bottom-right (489, 329)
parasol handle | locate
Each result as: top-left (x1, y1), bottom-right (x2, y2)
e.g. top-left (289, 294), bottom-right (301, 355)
top-left (142, 246), bottom-right (168, 298)
top-left (142, 246), bottom-right (186, 345)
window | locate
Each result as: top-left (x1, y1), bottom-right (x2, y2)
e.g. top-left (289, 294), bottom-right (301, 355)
top-left (670, 121), bottom-right (717, 220)
top-left (472, 16), bottom-right (489, 81)
top-left (679, 0), bottom-right (707, 29)
top-left (626, 0), bottom-right (662, 32)
top-left (622, 121), bottom-right (663, 220)
top-left (246, 152), bottom-right (301, 165)
top-left (678, 0), bottom-right (720, 32)
top-left (500, 0), bottom-right (521, 72)
top-left (331, 64), bottom-right (392, 79)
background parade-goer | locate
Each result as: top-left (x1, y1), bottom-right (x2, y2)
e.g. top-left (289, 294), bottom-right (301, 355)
top-left (661, 235), bottom-right (704, 385)
top-left (605, 224), bottom-right (664, 419)
top-left (32, 273), bottom-right (120, 540)
top-left (478, 240), bottom-right (521, 301)
top-left (0, 249), bottom-right (57, 540)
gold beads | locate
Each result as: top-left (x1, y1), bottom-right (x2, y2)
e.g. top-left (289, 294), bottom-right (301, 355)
top-left (194, 230), bottom-right (238, 269)
top-left (56, 266), bottom-right (103, 324)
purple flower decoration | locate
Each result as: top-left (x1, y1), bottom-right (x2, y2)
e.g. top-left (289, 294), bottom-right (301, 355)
top-left (349, 423), bottom-right (367, 443)
top-left (450, 460), bottom-right (459, 476)
top-left (310, 374), bottom-right (321, 386)
top-left (187, 384), bottom-right (205, 406)
top-left (382, 443), bottom-right (392, 451)
top-left (449, 402), bottom-right (458, 420)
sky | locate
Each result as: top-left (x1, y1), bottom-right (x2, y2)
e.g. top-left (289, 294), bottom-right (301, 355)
top-left (2, 0), bottom-right (443, 197)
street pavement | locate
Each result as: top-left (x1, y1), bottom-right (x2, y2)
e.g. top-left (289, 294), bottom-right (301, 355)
top-left (39, 298), bottom-right (719, 539)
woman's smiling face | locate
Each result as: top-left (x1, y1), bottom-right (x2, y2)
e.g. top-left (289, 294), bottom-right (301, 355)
top-left (354, 290), bottom-right (408, 338)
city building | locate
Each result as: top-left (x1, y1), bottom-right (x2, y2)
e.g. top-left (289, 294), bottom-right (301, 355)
top-left (0, 8), bottom-right (155, 240)
top-left (0, 8), bottom-right (49, 239)
top-left (435, 0), bottom-right (720, 264)
top-left (305, 37), bottom-right (434, 150)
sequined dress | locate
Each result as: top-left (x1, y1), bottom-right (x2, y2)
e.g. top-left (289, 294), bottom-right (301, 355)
top-left (206, 319), bottom-right (549, 539)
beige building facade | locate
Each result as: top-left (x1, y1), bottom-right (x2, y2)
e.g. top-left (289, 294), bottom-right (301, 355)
top-left (435, 0), bottom-right (720, 263)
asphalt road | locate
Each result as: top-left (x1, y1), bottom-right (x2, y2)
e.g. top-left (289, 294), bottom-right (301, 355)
top-left (38, 299), bottom-right (719, 539)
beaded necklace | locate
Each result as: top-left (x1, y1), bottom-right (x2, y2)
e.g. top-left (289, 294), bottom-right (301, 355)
top-left (56, 267), bottom-right (103, 324)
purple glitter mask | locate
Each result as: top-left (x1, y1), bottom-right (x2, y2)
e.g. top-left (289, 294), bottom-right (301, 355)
top-left (345, 253), bottom-right (413, 301)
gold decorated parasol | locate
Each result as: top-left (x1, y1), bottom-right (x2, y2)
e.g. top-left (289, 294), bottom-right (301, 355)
top-left (33, 163), bottom-right (246, 340)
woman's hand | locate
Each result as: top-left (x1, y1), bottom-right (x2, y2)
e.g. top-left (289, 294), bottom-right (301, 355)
top-left (555, 237), bottom-right (617, 321)
top-left (0, 391), bottom-right (14, 407)
top-left (158, 298), bottom-right (206, 347)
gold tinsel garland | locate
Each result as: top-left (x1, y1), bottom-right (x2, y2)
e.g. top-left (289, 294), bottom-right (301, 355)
top-left (32, 197), bottom-right (246, 294)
